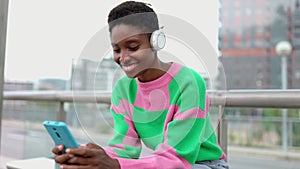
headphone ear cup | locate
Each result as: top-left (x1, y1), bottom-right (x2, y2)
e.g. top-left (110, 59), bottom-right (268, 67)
top-left (150, 30), bottom-right (166, 51)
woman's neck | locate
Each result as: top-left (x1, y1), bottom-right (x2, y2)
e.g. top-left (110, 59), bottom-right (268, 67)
top-left (138, 60), bottom-right (172, 82)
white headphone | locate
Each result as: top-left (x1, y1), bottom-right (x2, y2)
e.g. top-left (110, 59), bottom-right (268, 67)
top-left (150, 28), bottom-right (166, 51)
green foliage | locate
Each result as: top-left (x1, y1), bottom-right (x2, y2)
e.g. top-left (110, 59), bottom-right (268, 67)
top-left (263, 108), bottom-right (299, 118)
top-left (262, 108), bottom-right (300, 146)
top-left (262, 108), bottom-right (281, 117)
top-left (288, 109), bottom-right (300, 118)
top-left (227, 108), bottom-right (300, 148)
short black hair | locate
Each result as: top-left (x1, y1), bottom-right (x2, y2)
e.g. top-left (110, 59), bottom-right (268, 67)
top-left (107, 1), bottom-right (159, 33)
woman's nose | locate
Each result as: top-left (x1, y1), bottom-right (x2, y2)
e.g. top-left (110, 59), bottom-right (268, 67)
top-left (114, 50), bottom-right (127, 63)
top-left (118, 50), bottom-right (129, 62)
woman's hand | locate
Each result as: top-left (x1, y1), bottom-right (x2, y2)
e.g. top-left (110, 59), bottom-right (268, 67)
top-left (52, 144), bottom-right (72, 165)
top-left (52, 143), bottom-right (120, 169)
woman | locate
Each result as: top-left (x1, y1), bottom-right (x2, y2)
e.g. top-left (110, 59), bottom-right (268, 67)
top-left (52, 1), bottom-right (229, 169)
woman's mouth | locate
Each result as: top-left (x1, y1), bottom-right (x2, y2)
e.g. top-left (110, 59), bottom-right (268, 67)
top-left (121, 63), bottom-right (138, 73)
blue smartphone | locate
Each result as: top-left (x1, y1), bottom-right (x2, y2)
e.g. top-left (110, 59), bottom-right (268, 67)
top-left (43, 121), bottom-right (79, 153)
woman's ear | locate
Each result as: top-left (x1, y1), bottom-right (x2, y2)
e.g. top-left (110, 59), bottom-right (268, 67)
top-left (150, 29), bottom-right (166, 51)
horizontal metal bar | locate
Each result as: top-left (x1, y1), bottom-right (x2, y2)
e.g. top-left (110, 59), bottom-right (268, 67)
top-left (226, 115), bottom-right (300, 122)
top-left (3, 91), bottom-right (111, 104)
top-left (3, 90), bottom-right (300, 108)
top-left (215, 90), bottom-right (300, 108)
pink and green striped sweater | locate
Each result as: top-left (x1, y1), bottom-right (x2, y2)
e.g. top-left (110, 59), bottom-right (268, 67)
top-left (104, 62), bottom-right (225, 169)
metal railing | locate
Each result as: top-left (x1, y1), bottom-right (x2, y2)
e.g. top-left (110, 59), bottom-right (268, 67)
top-left (3, 89), bottom-right (300, 155)
top-left (5, 89), bottom-right (300, 107)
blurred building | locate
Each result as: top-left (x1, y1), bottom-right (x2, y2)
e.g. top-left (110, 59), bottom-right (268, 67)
top-left (4, 80), bottom-right (34, 91)
top-left (218, 0), bottom-right (300, 89)
top-left (71, 57), bottom-right (123, 91)
top-left (38, 78), bottom-right (67, 90)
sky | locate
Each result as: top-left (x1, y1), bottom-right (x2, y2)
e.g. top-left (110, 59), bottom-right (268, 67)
top-left (4, 0), bottom-right (220, 82)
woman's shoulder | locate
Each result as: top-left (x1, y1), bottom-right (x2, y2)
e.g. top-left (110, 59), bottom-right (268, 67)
top-left (114, 76), bottom-right (135, 86)
top-left (173, 62), bottom-right (205, 82)
top-left (112, 76), bottom-right (138, 93)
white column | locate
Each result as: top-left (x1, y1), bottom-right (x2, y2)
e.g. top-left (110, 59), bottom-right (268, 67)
top-left (275, 41), bottom-right (292, 152)
top-left (0, 0), bottom-right (9, 151)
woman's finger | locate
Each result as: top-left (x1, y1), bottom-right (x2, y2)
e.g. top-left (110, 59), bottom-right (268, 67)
top-left (66, 147), bottom-right (103, 157)
top-left (60, 164), bottom-right (91, 169)
top-left (65, 155), bottom-right (94, 165)
top-left (52, 144), bottom-right (64, 155)
top-left (54, 153), bottom-right (73, 164)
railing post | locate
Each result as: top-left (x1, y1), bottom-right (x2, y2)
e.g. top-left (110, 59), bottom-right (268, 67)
top-left (56, 101), bottom-right (66, 122)
top-left (282, 108), bottom-right (288, 152)
top-left (288, 119), bottom-right (293, 147)
top-left (217, 105), bottom-right (228, 157)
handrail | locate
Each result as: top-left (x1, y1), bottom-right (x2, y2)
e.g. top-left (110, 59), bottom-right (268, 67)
top-left (209, 90), bottom-right (300, 108)
top-left (4, 90), bottom-right (300, 108)
top-left (3, 90), bottom-right (112, 104)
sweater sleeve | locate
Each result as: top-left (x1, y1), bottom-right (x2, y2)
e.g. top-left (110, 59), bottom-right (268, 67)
top-left (103, 78), bottom-right (142, 159)
top-left (104, 104), bottom-right (142, 159)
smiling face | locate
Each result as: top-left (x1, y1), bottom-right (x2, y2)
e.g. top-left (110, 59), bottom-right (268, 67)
top-left (111, 24), bottom-right (159, 81)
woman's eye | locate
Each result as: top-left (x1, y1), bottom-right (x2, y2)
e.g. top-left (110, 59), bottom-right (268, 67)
top-left (113, 48), bottom-right (120, 53)
top-left (128, 45), bottom-right (140, 51)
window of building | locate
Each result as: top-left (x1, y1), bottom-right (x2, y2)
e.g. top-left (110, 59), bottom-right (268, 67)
top-left (234, 0), bottom-right (241, 8)
top-left (246, 8), bottom-right (252, 16)
top-left (295, 70), bottom-right (300, 79)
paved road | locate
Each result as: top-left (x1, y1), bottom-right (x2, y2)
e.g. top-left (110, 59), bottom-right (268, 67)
top-left (2, 123), bottom-right (300, 169)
